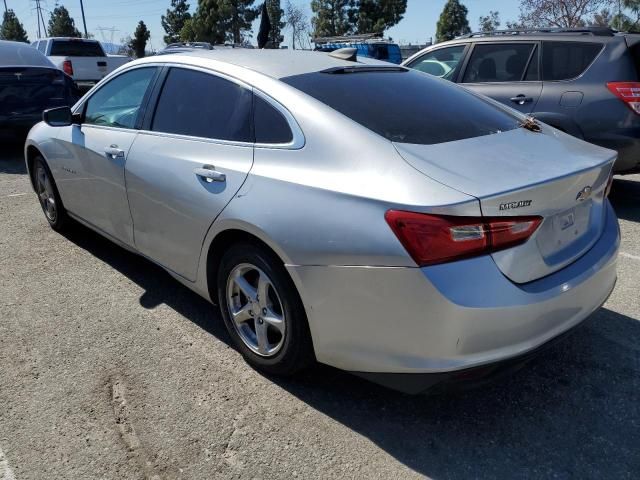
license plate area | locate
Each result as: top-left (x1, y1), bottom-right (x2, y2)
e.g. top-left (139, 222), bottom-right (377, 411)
top-left (537, 201), bottom-right (593, 261)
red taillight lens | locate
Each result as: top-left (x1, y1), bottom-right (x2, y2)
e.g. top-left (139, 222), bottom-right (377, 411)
top-left (385, 210), bottom-right (542, 266)
top-left (607, 82), bottom-right (640, 114)
top-left (605, 172), bottom-right (614, 198)
top-left (62, 60), bottom-right (74, 76)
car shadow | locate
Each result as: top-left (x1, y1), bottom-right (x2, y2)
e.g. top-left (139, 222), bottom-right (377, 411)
top-left (61, 224), bottom-right (232, 347)
top-left (609, 176), bottom-right (640, 223)
top-left (0, 142), bottom-right (27, 174)
top-left (62, 221), bottom-right (640, 478)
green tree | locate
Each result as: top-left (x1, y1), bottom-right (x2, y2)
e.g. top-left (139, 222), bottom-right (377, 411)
top-left (129, 21), bottom-right (151, 58)
top-left (219, 0), bottom-right (259, 44)
top-left (0, 9), bottom-right (29, 42)
top-left (436, 0), bottom-right (471, 42)
top-left (350, 0), bottom-right (407, 35)
top-left (162, 0), bottom-right (192, 44)
top-left (311, 0), bottom-right (352, 38)
top-left (479, 10), bottom-right (501, 32)
top-left (266, 0), bottom-right (285, 47)
top-left (48, 6), bottom-right (81, 38)
top-left (517, 0), bottom-right (612, 28)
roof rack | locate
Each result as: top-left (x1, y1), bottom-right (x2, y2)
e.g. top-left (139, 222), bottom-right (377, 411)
top-left (313, 33), bottom-right (386, 44)
top-left (459, 27), bottom-right (617, 38)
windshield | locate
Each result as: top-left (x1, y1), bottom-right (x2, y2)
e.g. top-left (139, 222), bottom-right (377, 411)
top-left (281, 68), bottom-right (519, 145)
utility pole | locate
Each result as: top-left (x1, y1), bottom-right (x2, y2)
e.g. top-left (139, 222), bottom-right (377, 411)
top-left (3, 0), bottom-right (8, 14)
top-left (79, 0), bottom-right (88, 38)
top-left (36, 0), bottom-right (46, 38)
top-left (34, 0), bottom-right (41, 38)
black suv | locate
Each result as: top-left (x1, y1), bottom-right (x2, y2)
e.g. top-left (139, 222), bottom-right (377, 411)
top-left (403, 28), bottom-right (640, 174)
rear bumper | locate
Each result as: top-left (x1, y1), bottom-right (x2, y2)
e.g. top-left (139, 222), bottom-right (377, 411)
top-left (288, 202), bottom-right (619, 380)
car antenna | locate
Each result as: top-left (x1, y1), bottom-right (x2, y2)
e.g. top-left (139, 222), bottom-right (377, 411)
top-left (328, 48), bottom-right (358, 62)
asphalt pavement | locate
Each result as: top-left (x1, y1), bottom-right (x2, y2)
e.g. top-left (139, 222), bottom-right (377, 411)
top-left (1, 143), bottom-right (639, 479)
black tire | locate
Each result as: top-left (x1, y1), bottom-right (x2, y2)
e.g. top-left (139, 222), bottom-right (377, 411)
top-left (32, 155), bottom-right (69, 232)
top-left (217, 241), bottom-right (315, 376)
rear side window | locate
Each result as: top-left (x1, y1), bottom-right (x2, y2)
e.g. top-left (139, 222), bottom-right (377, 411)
top-left (152, 68), bottom-right (253, 142)
top-left (50, 40), bottom-right (105, 57)
top-left (463, 43), bottom-right (536, 83)
top-left (542, 42), bottom-right (602, 81)
top-left (282, 69), bottom-right (518, 145)
top-left (254, 95), bottom-right (293, 144)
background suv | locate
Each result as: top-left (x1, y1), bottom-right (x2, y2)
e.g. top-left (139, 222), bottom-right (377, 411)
top-left (403, 28), bottom-right (640, 174)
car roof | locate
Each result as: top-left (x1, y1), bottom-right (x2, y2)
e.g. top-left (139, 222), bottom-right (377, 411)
top-left (0, 40), bottom-right (55, 67)
top-left (139, 48), bottom-right (390, 79)
top-left (39, 37), bottom-right (99, 42)
top-left (435, 32), bottom-right (626, 46)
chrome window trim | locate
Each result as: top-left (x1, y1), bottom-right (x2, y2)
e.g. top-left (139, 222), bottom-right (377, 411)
top-left (135, 128), bottom-right (255, 149)
top-left (72, 61), bottom-right (305, 150)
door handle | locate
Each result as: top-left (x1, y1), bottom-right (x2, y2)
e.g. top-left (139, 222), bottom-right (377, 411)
top-left (510, 95), bottom-right (534, 105)
top-left (194, 165), bottom-right (226, 183)
top-left (104, 145), bottom-right (125, 158)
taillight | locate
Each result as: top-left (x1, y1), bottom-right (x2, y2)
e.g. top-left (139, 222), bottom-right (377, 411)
top-left (385, 211), bottom-right (542, 266)
top-left (607, 82), bottom-right (640, 114)
top-left (605, 172), bottom-right (614, 198)
top-left (62, 60), bottom-right (74, 76)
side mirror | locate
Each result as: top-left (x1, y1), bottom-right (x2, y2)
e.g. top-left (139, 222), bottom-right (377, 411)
top-left (43, 106), bottom-right (73, 127)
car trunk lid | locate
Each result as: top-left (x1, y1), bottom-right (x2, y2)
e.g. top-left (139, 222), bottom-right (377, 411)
top-left (394, 127), bottom-right (616, 283)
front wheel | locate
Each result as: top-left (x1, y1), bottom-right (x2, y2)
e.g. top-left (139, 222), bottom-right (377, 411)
top-left (32, 155), bottom-right (69, 232)
top-left (217, 242), bottom-right (314, 376)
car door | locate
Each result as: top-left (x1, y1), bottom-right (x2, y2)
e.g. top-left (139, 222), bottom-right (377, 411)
top-left (459, 42), bottom-right (542, 114)
top-left (53, 66), bottom-right (159, 245)
top-left (125, 66), bottom-right (254, 281)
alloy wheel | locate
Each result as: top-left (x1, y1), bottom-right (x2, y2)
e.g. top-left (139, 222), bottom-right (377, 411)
top-left (35, 164), bottom-right (57, 223)
top-left (226, 263), bottom-right (286, 357)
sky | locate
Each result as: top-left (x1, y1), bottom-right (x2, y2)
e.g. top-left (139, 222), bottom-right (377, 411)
top-left (8, 0), bottom-right (522, 50)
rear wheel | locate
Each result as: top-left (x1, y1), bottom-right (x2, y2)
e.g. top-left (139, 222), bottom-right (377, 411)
top-left (217, 242), bottom-right (314, 376)
top-left (33, 155), bottom-right (68, 232)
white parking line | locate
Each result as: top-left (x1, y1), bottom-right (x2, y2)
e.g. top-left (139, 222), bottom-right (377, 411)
top-left (0, 445), bottom-right (16, 480)
top-left (620, 252), bottom-right (640, 262)
top-left (3, 193), bottom-right (29, 198)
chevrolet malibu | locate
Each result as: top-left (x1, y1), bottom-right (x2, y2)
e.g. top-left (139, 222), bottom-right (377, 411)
top-left (25, 50), bottom-right (619, 393)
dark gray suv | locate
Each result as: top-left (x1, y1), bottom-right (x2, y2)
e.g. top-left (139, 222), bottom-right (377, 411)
top-left (403, 28), bottom-right (640, 174)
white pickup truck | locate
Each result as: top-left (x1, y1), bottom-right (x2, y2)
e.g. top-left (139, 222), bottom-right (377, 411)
top-left (32, 37), bottom-right (130, 91)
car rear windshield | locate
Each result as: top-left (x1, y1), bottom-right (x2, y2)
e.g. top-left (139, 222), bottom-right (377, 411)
top-left (281, 68), bottom-right (519, 145)
top-left (0, 43), bottom-right (53, 67)
top-left (50, 40), bottom-right (105, 57)
top-left (631, 39), bottom-right (640, 78)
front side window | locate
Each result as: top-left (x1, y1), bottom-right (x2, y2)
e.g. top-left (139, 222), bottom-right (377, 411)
top-left (542, 42), bottom-right (602, 81)
top-left (408, 45), bottom-right (466, 80)
top-left (282, 69), bottom-right (519, 145)
top-left (463, 43), bottom-right (536, 83)
top-left (84, 67), bottom-right (157, 129)
top-left (151, 68), bottom-right (252, 142)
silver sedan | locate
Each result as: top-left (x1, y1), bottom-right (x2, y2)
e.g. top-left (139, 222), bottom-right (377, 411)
top-left (25, 49), bottom-right (619, 393)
